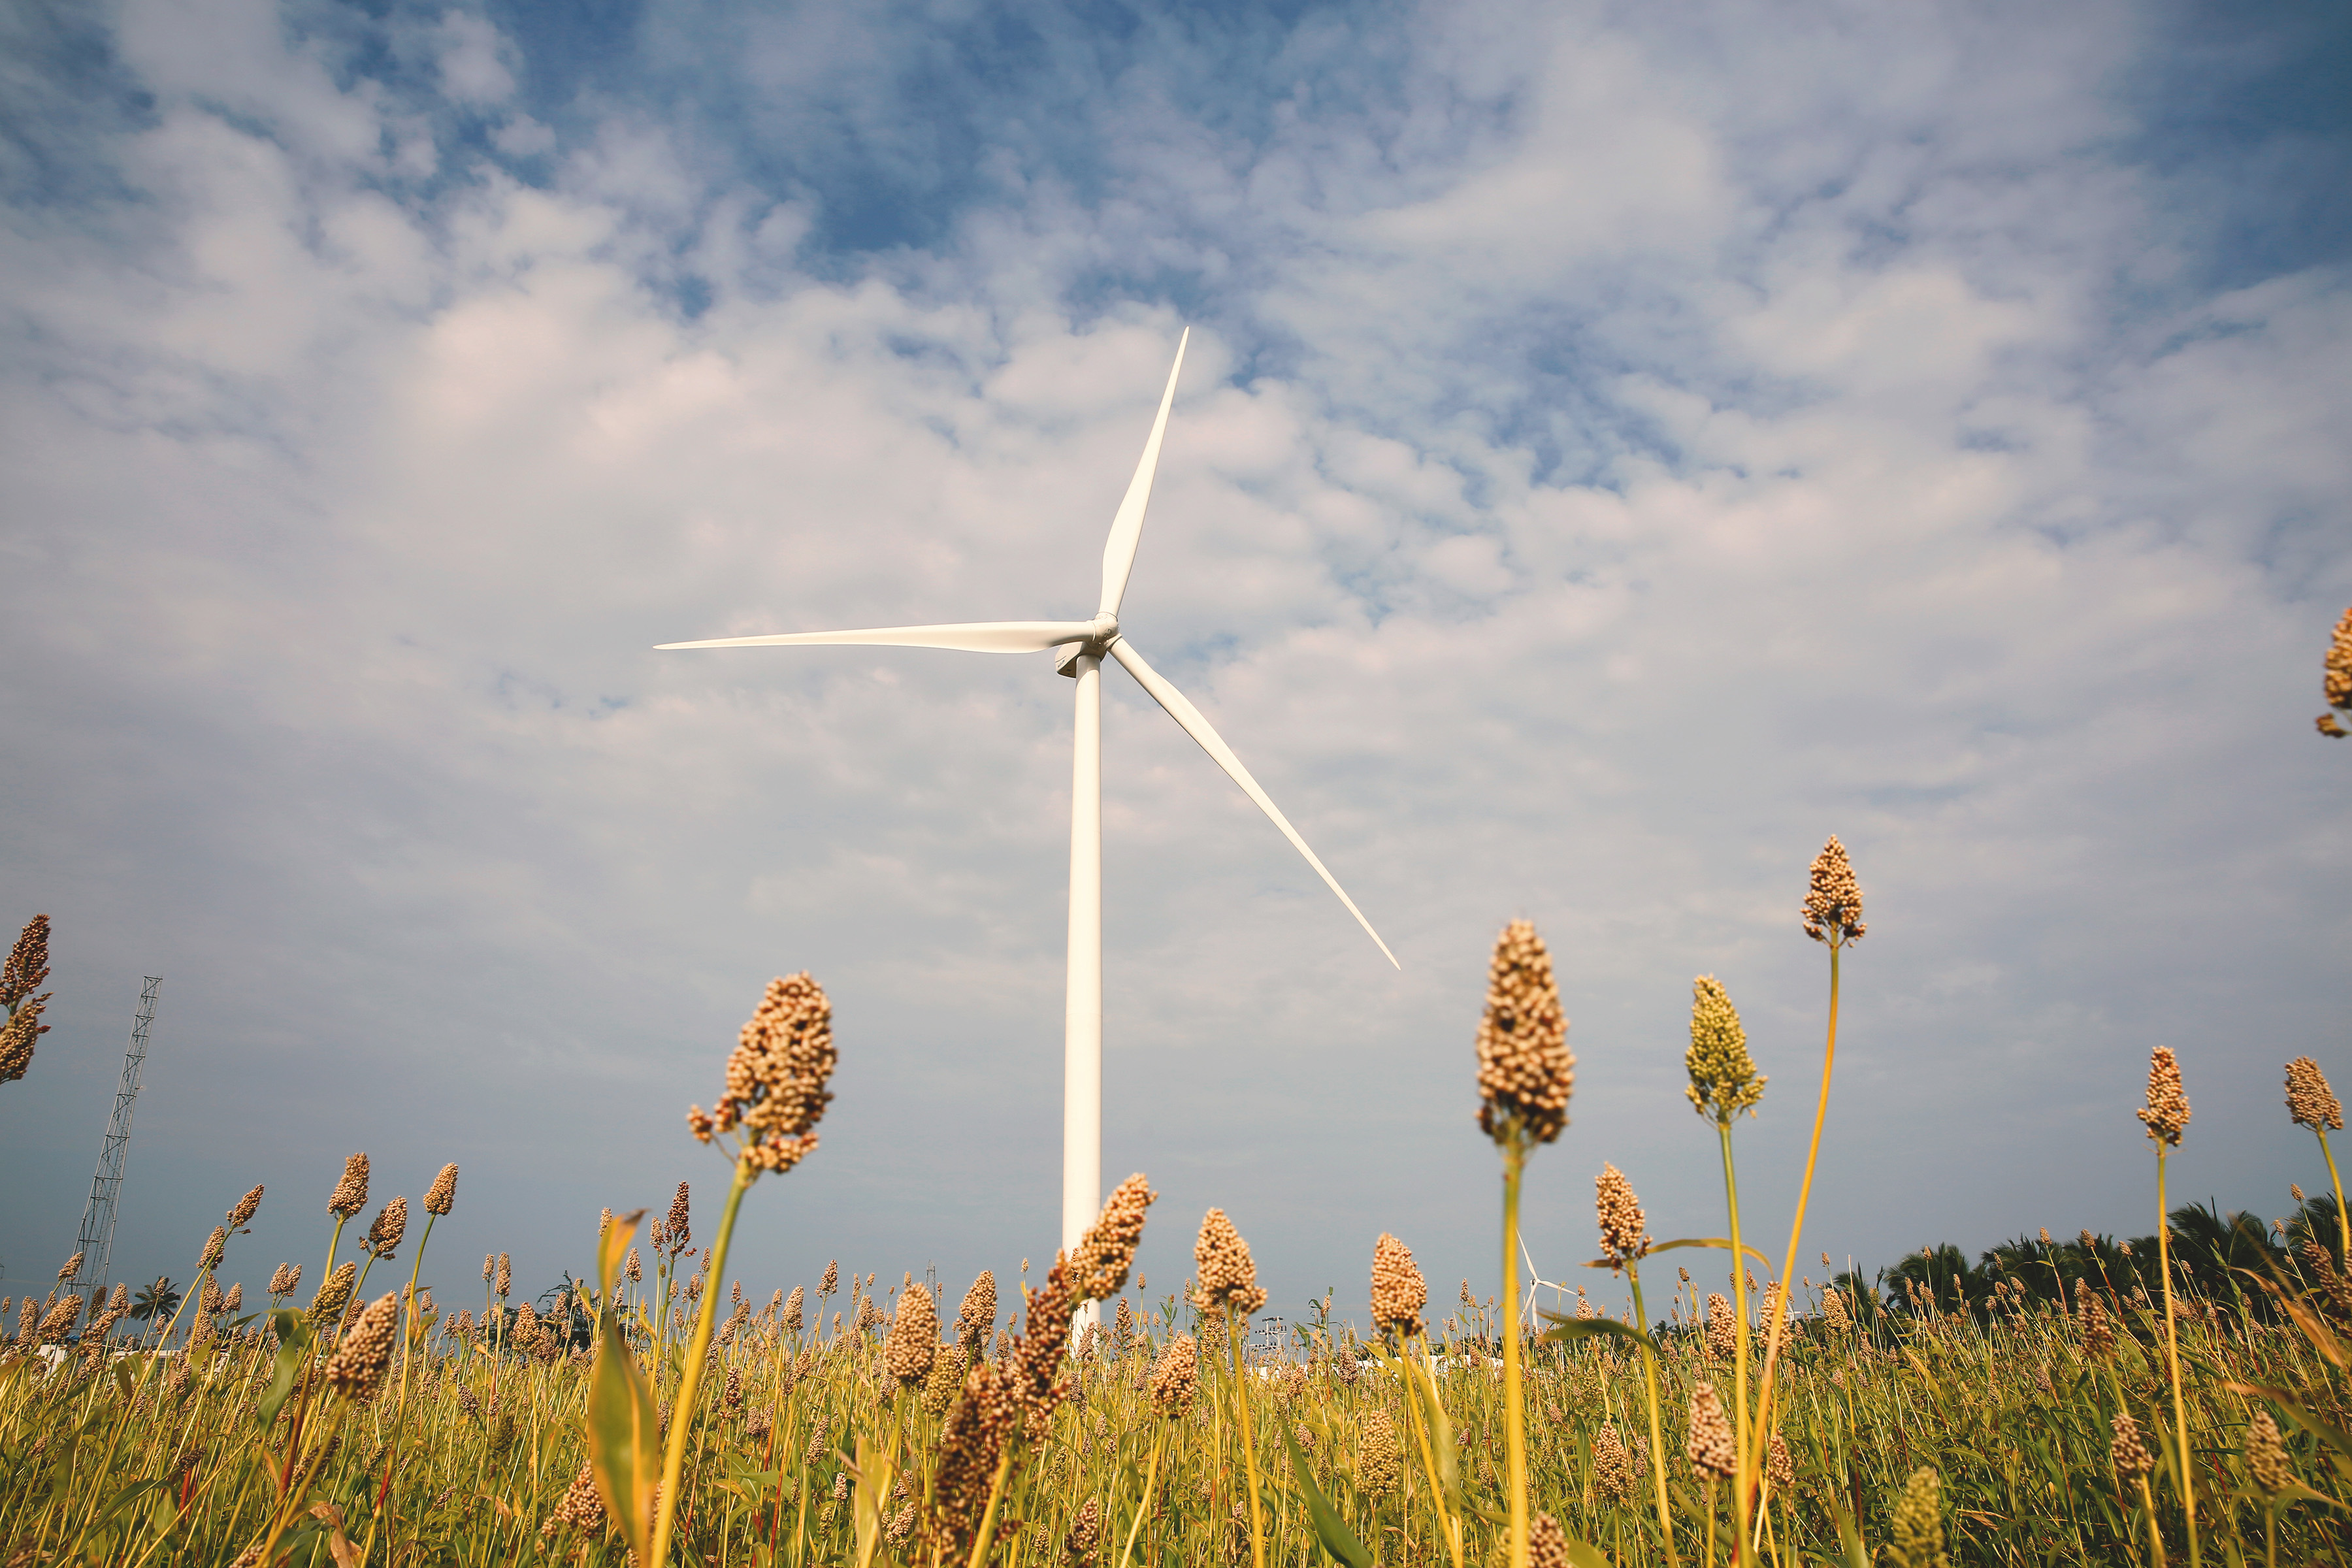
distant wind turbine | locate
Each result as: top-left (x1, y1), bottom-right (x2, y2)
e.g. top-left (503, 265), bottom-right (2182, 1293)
top-left (659, 331), bottom-right (1397, 1290)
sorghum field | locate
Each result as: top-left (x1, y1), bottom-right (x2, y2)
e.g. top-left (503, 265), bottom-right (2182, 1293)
top-left (4, 842), bottom-right (2348, 1568)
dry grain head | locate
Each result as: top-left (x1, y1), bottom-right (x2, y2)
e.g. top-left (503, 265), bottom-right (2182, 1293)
top-left (1802, 836), bottom-right (1867, 945)
top-left (327, 1154), bottom-right (370, 1219)
top-left (2137, 1047), bottom-right (2191, 1147)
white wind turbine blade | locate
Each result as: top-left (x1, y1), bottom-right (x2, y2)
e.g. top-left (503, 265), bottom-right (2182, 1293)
top-left (1097, 329), bottom-right (1190, 617)
top-left (1109, 637), bottom-right (1398, 968)
top-left (657, 621), bottom-right (1097, 655)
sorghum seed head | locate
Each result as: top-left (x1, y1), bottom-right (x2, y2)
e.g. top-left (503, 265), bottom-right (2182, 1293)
top-left (1064, 1497), bottom-right (1102, 1565)
top-left (668, 1183), bottom-right (692, 1249)
top-left (227, 1185), bottom-right (264, 1230)
top-left (921, 1343), bottom-right (968, 1415)
top-left (1767, 1431), bottom-right (1795, 1489)
top-left (821, 1260), bottom-right (838, 1296)
top-left (1371, 1233), bottom-right (1428, 1339)
top-left (2111, 1413), bottom-right (2154, 1479)
top-left (689, 972), bottom-right (838, 1175)
top-left (496, 1254), bottom-right (512, 1298)
top-left (1475, 921), bottom-right (1574, 1148)
top-left (2247, 1408), bottom-right (2293, 1495)
top-left (2137, 1047), bottom-right (2191, 1147)
top-left (308, 1262), bottom-right (357, 1333)
top-left (2318, 605), bottom-right (2352, 733)
top-left (59, 1251), bottom-right (84, 1282)
top-left (1194, 1209), bottom-right (1266, 1316)
top-left (1, 914), bottom-right (51, 1011)
top-left (1803, 836), bottom-right (1867, 945)
top-left (323, 1292), bottom-right (400, 1401)
top-left (424, 1164), bottom-right (459, 1215)
top-left (327, 1153), bottom-right (370, 1218)
top-left (1592, 1423), bottom-right (1633, 1501)
top-left (269, 1264), bottom-right (300, 1297)
top-left (1150, 1332), bottom-right (1199, 1417)
top-left (1686, 1382), bottom-right (1735, 1479)
top-left (2287, 1057), bottom-right (2344, 1132)
top-left (1686, 976), bottom-right (1765, 1122)
top-left (1886, 1467), bottom-right (1948, 1568)
top-left (782, 1283), bottom-right (803, 1332)
top-left (364, 1197), bottom-right (408, 1258)
top-left (1527, 1513), bottom-right (1573, 1568)
top-left (1595, 1164), bottom-right (1652, 1267)
top-left (2295, 1183), bottom-right (2309, 1204)
top-left (1072, 1174), bottom-right (1157, 1301)
top-left (883, 1275), bottom-right (938, 1385)
top-left (1705, 1293), bottom-right (1737, 1360)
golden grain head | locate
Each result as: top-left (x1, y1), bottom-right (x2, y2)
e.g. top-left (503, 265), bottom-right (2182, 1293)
top-left (1474, 920), bottom-right (1574, 1147)
top-left (1193, 1209), bottom-right (1267, 1316)
top-left (1803, 835), bottom-right (1867, 945)
top-left (1370, 1232), bottom-right (1427, 1339)
top-left (690, 972), bottom-right (838, 1175)
top-left (227, 1184), bottom-right (264, 1230)
top-left (2287, 1056), bottom-right (2343, 1132)
top-left (1073, 1174), bottom-right (1157, 1302)
top-left (424, 1163), bottom-right (459, 1216)
top-left (1594, 1164), bottom-right (1651, 1267)
top-left (1684, 1382), bottom-right (1735, 1480)
top-left (327, 1152), bottom-right (370, 1219)
top-left (2136, 1046), bottom-right (2191, 1147)
top-left (883, 1273), bottom-right (939, 1385)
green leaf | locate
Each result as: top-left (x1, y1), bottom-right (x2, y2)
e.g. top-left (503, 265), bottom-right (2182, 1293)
top-left (1556, 1530), bottom-right (1612, 1568)
top-left (1535, 1314), bottom-right (1665, 1358)
top-left (587, 1211), bottom-right (659, 1568)
top-left (1277, 1420), bottom-right (1373, 1567)
top-left (1631, 1237), bottom-right (1776, 1269)
top-left (846, 1428), bottom-right (893, 1568)
top-left (1404, 1356), bottom-right (1462, 1514)
top-left (87, 1478), bottom-right (165, 1533)
top-left (257, 1311), bottom-right (312, 1431)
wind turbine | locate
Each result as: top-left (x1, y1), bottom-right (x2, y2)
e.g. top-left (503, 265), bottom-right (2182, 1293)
top-left (659, 331), bottom-right (1397, 1285)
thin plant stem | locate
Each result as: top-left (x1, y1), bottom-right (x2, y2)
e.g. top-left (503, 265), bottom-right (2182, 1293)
top-left (650, 1152), bottom-right (756, 1568)
top-left (1500, 1135), bottom-right (1529, 1568)
top-left (1749, 935), bottom-right (1841, 1517)
top-left (1628, 1266), bottom-right (1680, 1567)
top-left (1116, 1428), bottom-right (1164, 1568)
top-left (1226, 1315), bottom-right (1267, 1568)
top-left (2319, 1128), bottom-right (2351, 1271)
top-left (1715, 1119), bottom-right (1756, 1566)
top-left (2155, 1147), bottom-right (2199, 1568)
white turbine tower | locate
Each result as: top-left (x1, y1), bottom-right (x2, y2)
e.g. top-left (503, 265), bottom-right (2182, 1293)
top-left (659, 331), bottom-right (1398, 1287)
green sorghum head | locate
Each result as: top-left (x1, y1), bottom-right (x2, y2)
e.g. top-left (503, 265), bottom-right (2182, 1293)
top-left (1685, 975), bottom-right (1765, 1124)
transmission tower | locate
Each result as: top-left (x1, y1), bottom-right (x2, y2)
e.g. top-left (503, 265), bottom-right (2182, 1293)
top-left (71, 977), bottom-right (160, 1315)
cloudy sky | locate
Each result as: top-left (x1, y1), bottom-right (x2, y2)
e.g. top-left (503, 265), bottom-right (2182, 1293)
top-left (1, 0), bottom-right (2347, 1334)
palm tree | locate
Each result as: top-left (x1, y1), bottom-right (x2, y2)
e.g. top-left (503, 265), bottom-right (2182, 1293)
top-left (130, 1276), bottom-right (181, 1324)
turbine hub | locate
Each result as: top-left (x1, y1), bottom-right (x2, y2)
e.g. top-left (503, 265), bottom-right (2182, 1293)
top-left (1054, 615), bottom-right (1120, 678)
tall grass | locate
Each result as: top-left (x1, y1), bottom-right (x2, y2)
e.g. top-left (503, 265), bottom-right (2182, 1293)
top-left (5, 857), bottom-right (2347, 1565)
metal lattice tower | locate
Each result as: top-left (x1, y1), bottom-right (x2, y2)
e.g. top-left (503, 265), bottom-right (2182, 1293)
top-left (71, 977), bottom-right (160, 1314)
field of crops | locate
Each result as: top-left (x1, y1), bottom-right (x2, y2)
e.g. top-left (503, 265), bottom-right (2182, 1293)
top-left (4, 845), bottom-right (2348, 1567)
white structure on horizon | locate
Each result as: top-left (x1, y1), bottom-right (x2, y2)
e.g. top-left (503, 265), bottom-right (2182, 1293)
top-left (659, 332), bottom-right (1397, 1306)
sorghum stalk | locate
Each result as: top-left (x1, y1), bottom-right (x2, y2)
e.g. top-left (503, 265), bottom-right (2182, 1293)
top-left (1499, 1138), bottom-right (1530, 1568)
top-left (2138, 1045), bottom-right (2197, 1568)
top-left (1716, 1121), bottom-right (1756, 1563)
top-left (1473, 920), bottom-right (1573, 1568)
top-left (1742, 841), bottom-right (1865, 1531)
top-left (1627, 1265), bottom-right (1678, 1566)
top-left (2155, 1145), bottom-right (2197, 1566)
top-left (1224, 1315), bottom-right (1267, 1568)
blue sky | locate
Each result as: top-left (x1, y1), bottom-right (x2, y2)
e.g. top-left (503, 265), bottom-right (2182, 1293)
top-left (1, 0), bottom-right (2347, 1333)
